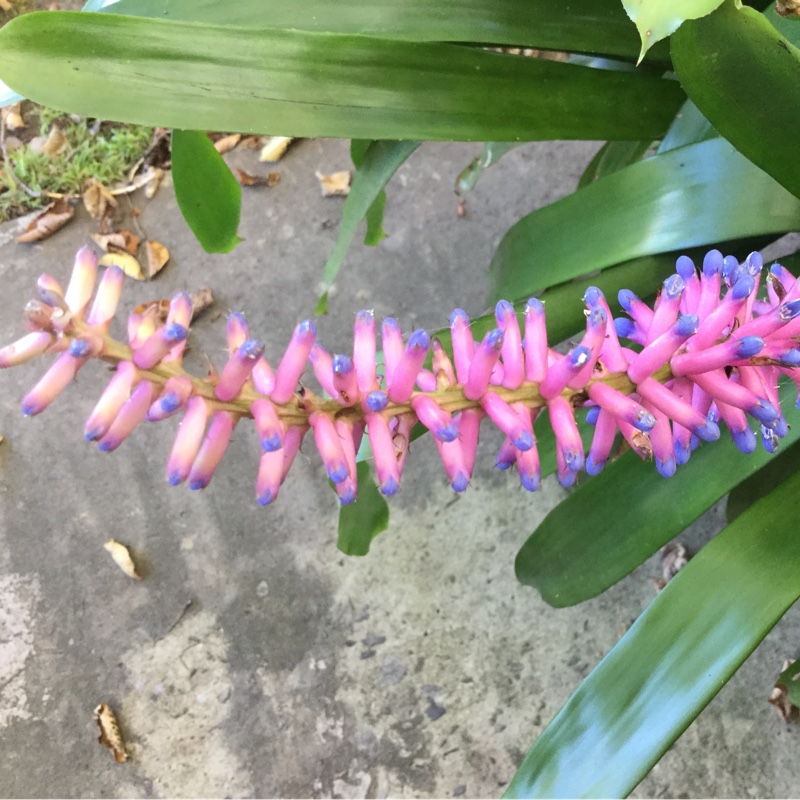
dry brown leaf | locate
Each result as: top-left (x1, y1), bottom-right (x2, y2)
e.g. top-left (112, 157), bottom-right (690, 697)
top-left (213, 133), bottom-right (241, 154)
top-left (189, 287), bottom-right (214, 319)
top-left (232, 168), bottom-right (279, 187)
top-left (240, 135), bottom-right (262, 149)
top-left (144, 240), bottom-right (169, 278)
top-left (42, 125), bottom-right (67, 157)
top-left (133, 298), bottom-right (170, 322)
top-left (16, 199), bottom-right (75, 243)
top-left (90, 230), bottom-right (141, 256)
top-left (99, 251), bottom-right (145, 281)
top-left (259, 136), bottom-right (294, 162)
top-left (103, 538), bottom-right (142, 580)
top-left (0, 434), bottom-right (4, 446)
top-left (2, 102), bottom-right (24, 131)
top-left (316, 170), bottom-right (351, 197)
top-left (82, 177), bottom-right (117, 221)
top-left (0, 1), bottom-right (13, 14)
top-left (93, 703), bottom-right (129, 763)
top-left (653, 541), bottom-right (691, 591)
top-left (777, 0), bottom-right (800, 17)
top-left (143, 166), bottom-right (164, 200)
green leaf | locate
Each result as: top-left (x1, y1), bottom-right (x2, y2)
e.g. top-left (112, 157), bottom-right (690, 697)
top-left (350, 139), bottom-right (388, 247)
top-left (726, 438), bottom-right (800, 523)
top-left (576, 139), bottom-right (653, 189)
top-left (317, 140), bottom-right (419, 315)
top-left (487, 137), bottom-right (800, 304)
top-left (505, 468), bottom-right (800, 798)
top-left (516, 380), bottom-right (800, 608)
top-left (456, 142), bottom-right (522, 194)
top-left (0, 12), bottom-right (685, 142)
top-left (672, 1), bottom-right (800, 201)
top-left (171, 129), bottom-right (242, 254)
top-left (776, 658), bottom-right (800, 708)
top-left (656, 97), bottom-right (717, 154)
top-left (336, 461), bottom-right (390, 556)
top-left (90, 0), bottom-right (670, 64)
top-left (621, 0), bottom-right (725, 61)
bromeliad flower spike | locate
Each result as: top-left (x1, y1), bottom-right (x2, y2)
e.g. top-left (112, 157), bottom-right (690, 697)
top-left (2, 247), bottom-right (800, 505)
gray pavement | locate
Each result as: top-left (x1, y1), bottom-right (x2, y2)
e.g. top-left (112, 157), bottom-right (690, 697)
top-left (0, 138), bottom-right (799, 798)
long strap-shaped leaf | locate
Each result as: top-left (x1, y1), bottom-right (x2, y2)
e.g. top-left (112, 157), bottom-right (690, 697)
top-left (90, 0), bottom-right (671, 64)
top-left (505, 468), bottom-right (800, 798)
top-left (487, 137), bottom-right (800, 303)
top-left (516, 380), bottom-right (800, 607)
top-left (0, 12), bottom-right (684, 142)
top-left (316, 140), bottom-right (419, 314)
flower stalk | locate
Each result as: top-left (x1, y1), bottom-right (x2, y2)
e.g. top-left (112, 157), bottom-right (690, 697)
top-left (3, 247), bottom-right (799, 506)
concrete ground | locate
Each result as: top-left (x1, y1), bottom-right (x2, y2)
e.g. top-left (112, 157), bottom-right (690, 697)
top-left (0, 138), bottom-right (799, 798)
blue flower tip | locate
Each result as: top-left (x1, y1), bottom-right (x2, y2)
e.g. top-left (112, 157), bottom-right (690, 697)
top-left (409, 329), bottom-right (430, 350)
top-left (732, 427), bottom-right (757, 454)
top-left (664, 274), bottom-right (684, 298)
top-left (381, 476), bottom-right (399, 496)
top-left (160, 392), bottom-right (180, 413)
top-left (583, 286), bottom-right (603, 306)
top-left (450, 309), bottom-right (469, 326)
top-left (525, 298), bottom-right (544, 315)
top-left (339, 488), bottom-right (357, 505)
top-left (656, 456), bottom-right (677, 478)
top-left (366, 391), bottom-right (388, 412)
top-left (257, 490), bottom-right (274, 507)
top-left (495, 299), bottom-right (514, 319)
top-left (189, 478), bottom-right (207, 491)
top-left (97, 440), bottom-right (114, 452)
top-left (328, 464), bottom-right (348, 484)
top-left (167, 472), bottom-right (183, 487)
top-left (332, 354), bottom-right (353, 374)
top-left (437, 424), bottom-right (458, 443)
top-left (674, 441), bottom-right (691, 465)
top-left (676, 314), bottom-right (699, 337)
top-left (520, 472), bottom-right (540, 492)
top-left (585, 456), bottom-right (605, 476)
top-left (451, 473), bottom-right (469, 493)
top-left (618, 289), bottom-right (635, 313)
top-left (558, 469), bottom-right (577, 489)
top-left (513, 431), bottom-right (534, 452)
top-left (732, 274), bottom-right (755, 300)
top-left (496, 457), bottom-right (514, 471)
top-left (585, 406), bottom-right (601, 426)
top-left (736, 336), bottom-right (764, 359)
top-left (486, 328), bottom-right (504, 350)
top-left (702, 249), bottom-right (723, 276)
top-left (634, 411), bottom-right (656, 432)
top-left (261, 434), bottom-right (282, 452)
top-left (696, 420), bottom-right (720, 442)
top-left (675, 255), bottom-right (695, 280)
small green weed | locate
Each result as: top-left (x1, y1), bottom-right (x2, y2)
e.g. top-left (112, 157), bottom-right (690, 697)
top-left (0, 108), bottom-right (153, 221)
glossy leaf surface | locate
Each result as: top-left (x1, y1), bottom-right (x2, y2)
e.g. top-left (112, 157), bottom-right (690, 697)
top-left (171, 129), bottom-right (242, 254)
top-left (0, 13), bottom-right (685, 142)
top-left (577, 139), bottom-right (653, 189)
top-left (656, 98), bottom-right (717, 153)
top-left (672, 1), bottom-right (800, 200)
top-left (487, 137), bottom-right (800, 304)
top-left (90, 0), bottom-right (670, 63)
top-left (726, 438), bottom-right (800, 523)
top-left (336, 461), bottom-right (390, 556)
top-left (317, 140), bottom-right (419, 314)
top-left (516, 380), bottom-right (800, 607)
top-left (506, 468), bottom-right (800, 797)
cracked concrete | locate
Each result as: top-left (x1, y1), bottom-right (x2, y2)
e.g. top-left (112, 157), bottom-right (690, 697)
top-left (0, 138), bottom-right (799, 797)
